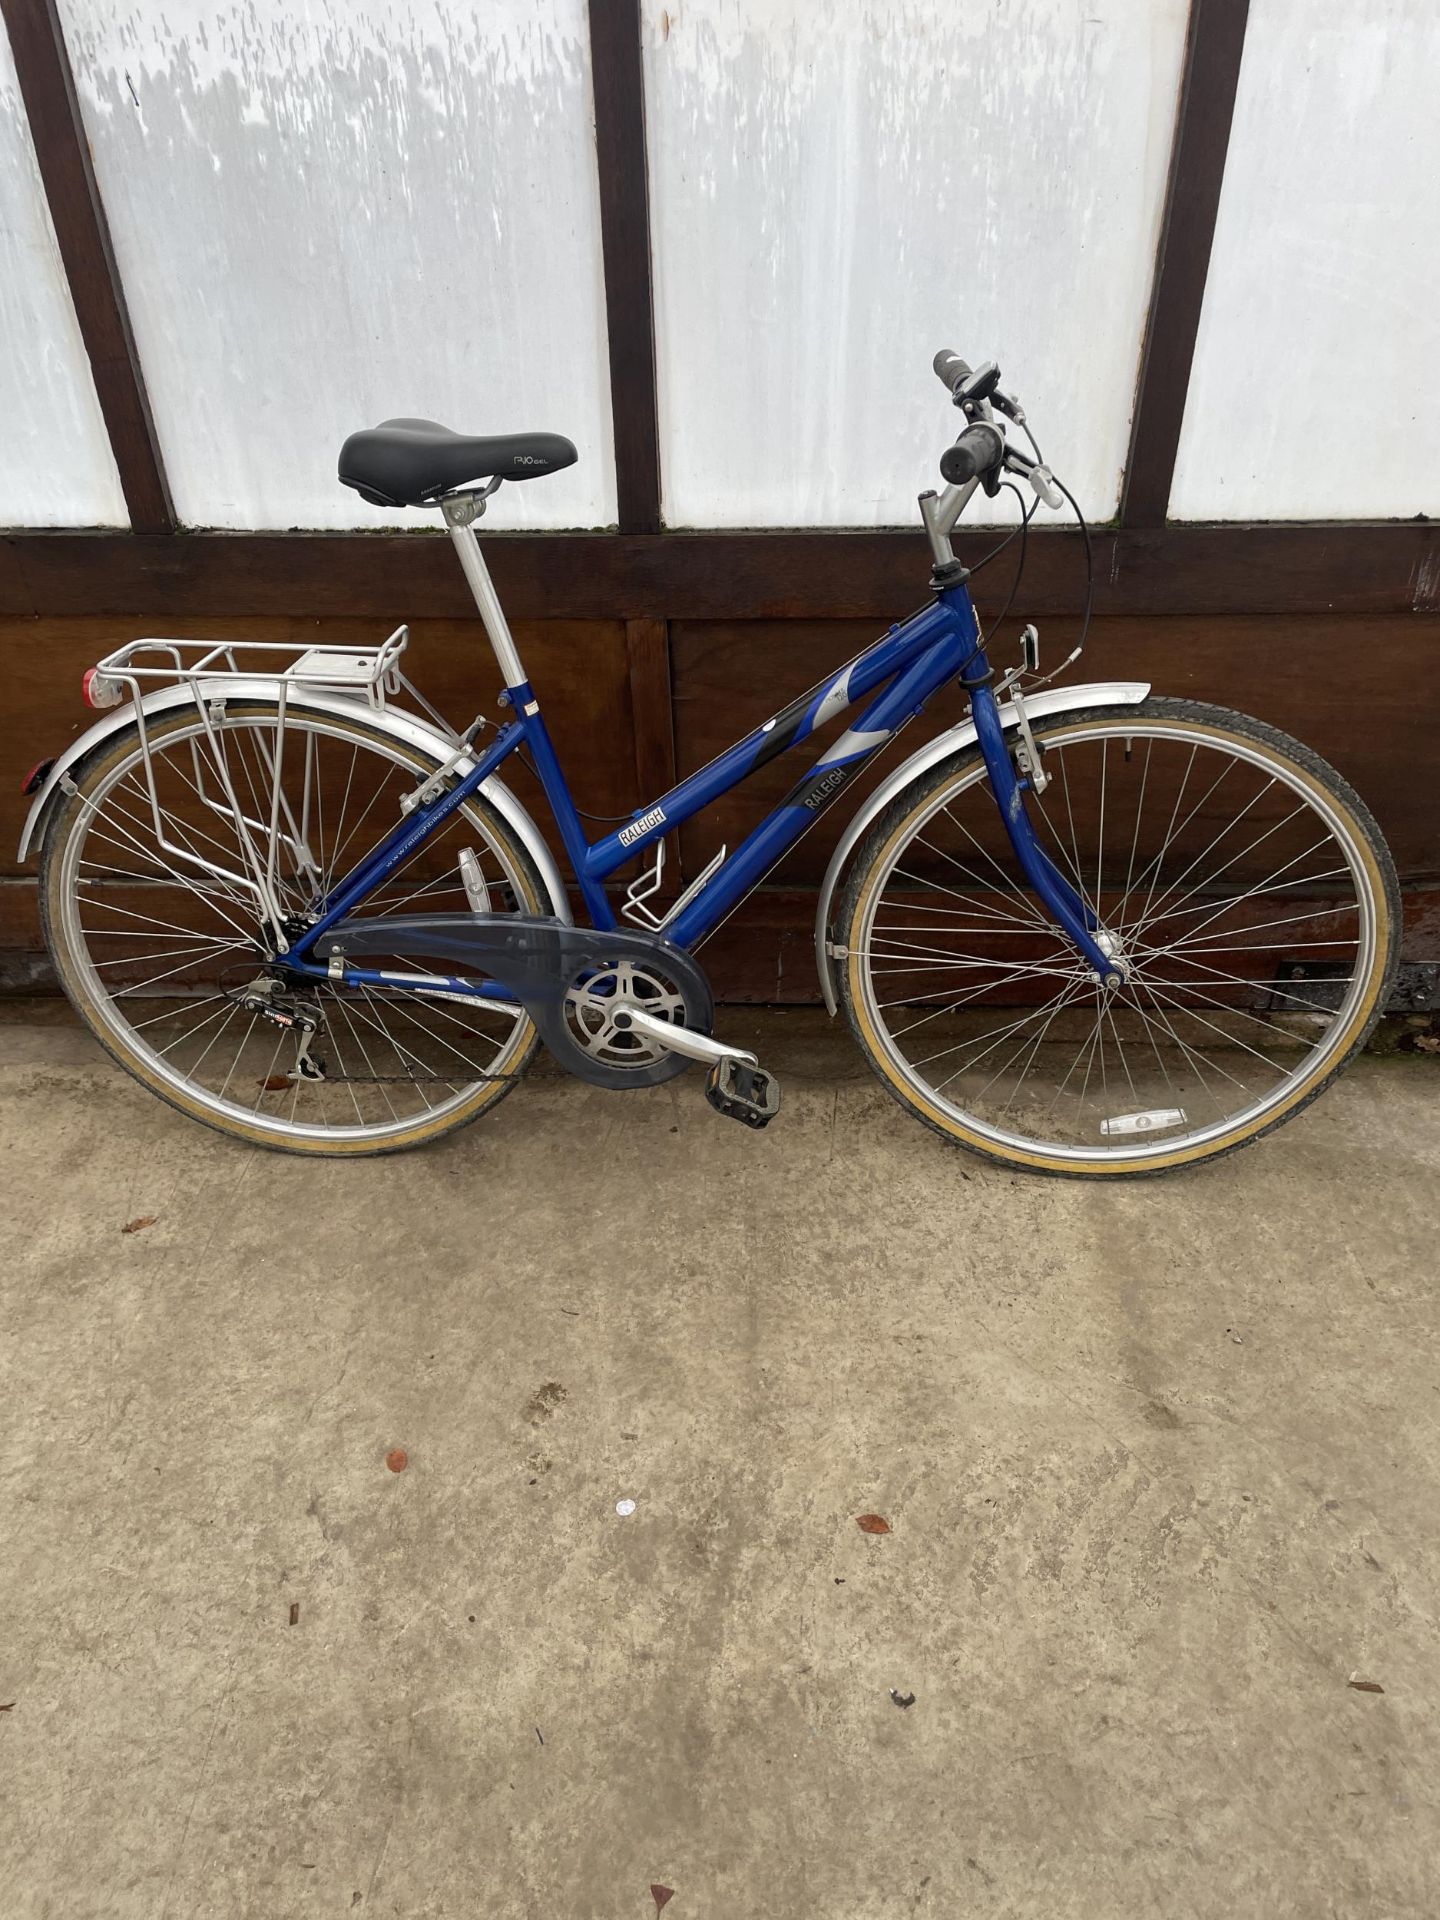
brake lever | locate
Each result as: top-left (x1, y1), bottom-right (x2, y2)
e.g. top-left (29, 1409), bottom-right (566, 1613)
top-left (1027, 463), bottom-right (1063, 510)
top-left (1003, 445), bottom-right (1062, 510)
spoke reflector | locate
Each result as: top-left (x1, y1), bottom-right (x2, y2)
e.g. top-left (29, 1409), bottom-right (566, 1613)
top-left (1099, 1107), bottom-right (1187, 1137)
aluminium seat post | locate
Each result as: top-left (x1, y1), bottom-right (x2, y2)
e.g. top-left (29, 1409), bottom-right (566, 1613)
top-left (441, 493), bottom-right (528, 690)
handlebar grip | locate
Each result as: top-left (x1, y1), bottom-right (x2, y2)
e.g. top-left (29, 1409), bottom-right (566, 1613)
top-left (933, 349), bottom-right (972, 397)
top-left (939, 423), bottom-right (1002, 486)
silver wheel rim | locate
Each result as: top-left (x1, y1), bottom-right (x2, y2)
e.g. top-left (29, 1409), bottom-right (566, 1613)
top-left (55, 711), bottom-right (537, 1145)
top-left (854, 717), bottom-right (1382, 1166)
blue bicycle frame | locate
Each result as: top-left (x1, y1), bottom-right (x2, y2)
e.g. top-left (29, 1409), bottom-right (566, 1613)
top-left (284, 575), bottom-right (1112, 997)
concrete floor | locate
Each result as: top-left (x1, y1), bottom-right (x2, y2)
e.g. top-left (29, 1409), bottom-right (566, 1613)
top-left (2, 1005), bottom-right (1438, 1920)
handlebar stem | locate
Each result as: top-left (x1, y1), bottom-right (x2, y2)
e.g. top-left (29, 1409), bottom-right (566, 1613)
top-left (919, 478), bottom-right (980, 567)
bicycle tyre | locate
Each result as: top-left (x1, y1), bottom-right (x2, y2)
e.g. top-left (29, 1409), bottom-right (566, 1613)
top-left (836, 698), bottom-right (1400, 1177)
top-left (40, 700), bottom-right (547, 1156)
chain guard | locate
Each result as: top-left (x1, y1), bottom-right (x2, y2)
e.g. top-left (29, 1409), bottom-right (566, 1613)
top-left (313, 913), bottom-right (713, 1089)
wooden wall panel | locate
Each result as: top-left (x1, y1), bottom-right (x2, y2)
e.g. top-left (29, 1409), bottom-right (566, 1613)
top-left (1, 613), bottom-right (633, 869)
top-left (691, 888), bottom-right (1440, 1006)
top-left (5, 609), bottom-right (1438, 1001)
top-left (671, 615), bottom-right (1440, 889)
top-left (6, 522), bottom-right (1439, 623)
top-left (0, 615), bottom-right (633, 976)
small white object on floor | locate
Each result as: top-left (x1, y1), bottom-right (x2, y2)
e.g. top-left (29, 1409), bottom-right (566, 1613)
top-left (615, 1498), bottom-right (636, 1517)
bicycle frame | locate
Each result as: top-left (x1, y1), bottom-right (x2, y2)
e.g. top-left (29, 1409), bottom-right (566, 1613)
top-left (283, 520), bottom-right (1113, 998)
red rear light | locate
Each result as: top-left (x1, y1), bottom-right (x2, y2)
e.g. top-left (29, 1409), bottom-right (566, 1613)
top-left (82, 666), bottom-right (122, 709)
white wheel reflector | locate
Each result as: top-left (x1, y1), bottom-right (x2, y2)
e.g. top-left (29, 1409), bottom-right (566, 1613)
top-left (1099, 1109), bottom-right (1187, 1137)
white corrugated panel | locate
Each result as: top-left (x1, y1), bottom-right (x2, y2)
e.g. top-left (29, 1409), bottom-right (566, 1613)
top-left (642, 0), bottom-right (1188, 528)
top-left (1171, 0), bottom-right (1440, 522)
top-left (0, 20), bottom-right (127, 528)
top-left (58, 0), bottom-right (616, 530)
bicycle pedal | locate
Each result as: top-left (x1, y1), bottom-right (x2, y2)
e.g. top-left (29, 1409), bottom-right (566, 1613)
top-left (704, 1057), bottom-right (781, 1130)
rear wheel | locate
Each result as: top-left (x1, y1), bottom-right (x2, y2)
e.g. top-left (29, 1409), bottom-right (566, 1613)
top-left (40, 701), bottom-right (548, 1155)
top-left (837, 699), bottom-right (1399, 1176)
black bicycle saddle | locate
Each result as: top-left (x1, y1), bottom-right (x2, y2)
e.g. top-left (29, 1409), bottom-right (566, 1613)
top-left (338, 418), bottom-right (577, 508)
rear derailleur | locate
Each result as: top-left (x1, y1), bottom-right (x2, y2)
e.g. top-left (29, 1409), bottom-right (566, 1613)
top-left (231, 978), bottom-right (326, 1082)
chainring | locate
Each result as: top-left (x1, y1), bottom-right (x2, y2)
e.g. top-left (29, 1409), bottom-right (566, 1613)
top-left (562, 955), bottom-right (703, 1087)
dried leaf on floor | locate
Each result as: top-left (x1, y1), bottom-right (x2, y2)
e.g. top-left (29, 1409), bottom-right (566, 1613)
top-left (385, 1449), bottom-right (408, 1473)
top-left (120, 1216), bottom-right (157, 1234)
top-left (1347, 1677), bottom-right (1385, 1694)
top-left (856, 1513), bottom-right (891, 1534)
top-left (525, 1381), bottom-right (568, 1424)
top-left (258, 1074), bottom-right (292, 1091)
top-left (650, 1887), bottom-right (674, 1914)
top-left (0, 1701), bottom-right (14, 1712)
top-left (890, 1689), bottom-right (916, 1709)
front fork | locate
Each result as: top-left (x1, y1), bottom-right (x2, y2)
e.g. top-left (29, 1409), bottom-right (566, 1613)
top-left (963, 663), bottom-right (1125, 987)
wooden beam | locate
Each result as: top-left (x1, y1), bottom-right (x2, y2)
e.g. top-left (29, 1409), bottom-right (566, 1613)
top-left (1120, 0), bottom-right (1251, 528)
top-left (3, 522), bottom-right (1437, 623)
top-left (588, 0), bottom-right (663, 534)
top-left (624, 616), bottom-right (677, 802)
top-left (1, 0), bottom-right (175, 532)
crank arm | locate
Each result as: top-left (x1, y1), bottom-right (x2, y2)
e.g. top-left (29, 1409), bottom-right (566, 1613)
top-left (609, 1005), bottom-right (757, 1069)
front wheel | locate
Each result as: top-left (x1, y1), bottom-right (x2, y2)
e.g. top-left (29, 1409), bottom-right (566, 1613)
top-left (837, 698), bottom-right (1399, 1177)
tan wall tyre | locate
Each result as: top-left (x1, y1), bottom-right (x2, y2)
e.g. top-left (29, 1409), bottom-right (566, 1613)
top-left (836, 699), bottom-right (1400, 1177)
top-left (39, 701), bottom-right (547, 1155)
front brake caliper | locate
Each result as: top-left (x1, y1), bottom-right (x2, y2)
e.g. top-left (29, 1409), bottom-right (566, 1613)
top-left (1009, 685), bottom-right (1049, 794)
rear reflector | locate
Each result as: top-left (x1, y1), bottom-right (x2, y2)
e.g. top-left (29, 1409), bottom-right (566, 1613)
top-left (82, 666), bottom-right (123, 709)
top-left (21, 757), bottom-right (56, 796)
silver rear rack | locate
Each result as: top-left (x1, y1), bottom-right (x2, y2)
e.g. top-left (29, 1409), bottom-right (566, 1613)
top-left (85, 626), bottom-right (410, 712)
top-left (83, 628), bottom-right (413, 949)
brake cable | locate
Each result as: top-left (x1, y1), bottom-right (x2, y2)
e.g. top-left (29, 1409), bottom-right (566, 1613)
top-left (973, 481), bottom-right (1037, 647)
top-left (1004, 417), bottom-right (1095, 690)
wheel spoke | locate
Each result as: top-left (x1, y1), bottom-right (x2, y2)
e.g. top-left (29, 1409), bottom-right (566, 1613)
top-left (1119, 977), bottom-right (1244, 1108)
top-left (920, 811), bottom-right (1050, 927)
top-left (888, 875), bottom-right (1056, 930)
top-left (923, 977), bottom-right (1089, 1082)
top-left (848, 711), bottom-right (1384, 1166)
top-left (52, 710), bottom-right (537, 1146)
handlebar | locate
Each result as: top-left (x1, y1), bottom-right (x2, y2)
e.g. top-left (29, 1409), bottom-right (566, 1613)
top-left (928, 350), bottom-right (1061, 540)
top-left (939, 423), bottom-right (1005, 486)
top-left (933, 349), bottom-right (973, 397)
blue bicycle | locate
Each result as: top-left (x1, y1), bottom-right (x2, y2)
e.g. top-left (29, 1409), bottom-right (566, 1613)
top-left (25, 353), bottom-right (1399, 1174)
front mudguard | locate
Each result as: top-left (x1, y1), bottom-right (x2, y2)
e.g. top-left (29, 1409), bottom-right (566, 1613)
top-left (813, 680), bottom-right (1151, 1014)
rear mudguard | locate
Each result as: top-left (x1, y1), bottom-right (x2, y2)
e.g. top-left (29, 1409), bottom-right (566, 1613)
top-left (814, 680), bottom-right (1150, 1014)
top-left (16, 681), bottom-right (572, 925)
